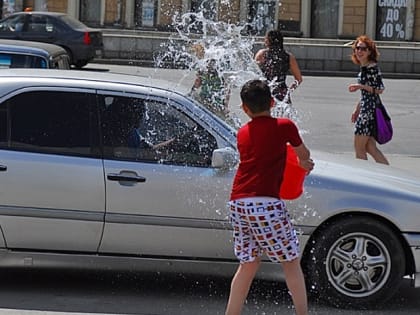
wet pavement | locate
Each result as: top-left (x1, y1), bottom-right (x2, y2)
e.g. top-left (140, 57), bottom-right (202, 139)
top-left (0, 269), bottom-right (418, 315)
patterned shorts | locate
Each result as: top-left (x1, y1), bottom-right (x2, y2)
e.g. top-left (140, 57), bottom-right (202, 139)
top-left (228, 198), bottom-right (300, 264)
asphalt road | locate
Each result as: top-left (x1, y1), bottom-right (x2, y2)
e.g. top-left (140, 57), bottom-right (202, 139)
top-left (0, 64), bottom-right (418, 315)
top-left (0, 268), bottom-right (419, 315)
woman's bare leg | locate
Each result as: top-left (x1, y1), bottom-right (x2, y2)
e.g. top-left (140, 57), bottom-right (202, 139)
top-left (354, 134), bottom-right (370, 160)
top-left (366, 137), bottom-right (389, 164)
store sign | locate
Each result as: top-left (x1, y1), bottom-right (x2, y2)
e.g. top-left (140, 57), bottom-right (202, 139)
top-left (376, 0), bottom-right (415, 40)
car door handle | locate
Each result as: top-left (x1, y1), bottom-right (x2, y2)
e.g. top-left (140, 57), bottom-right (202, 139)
top-left (0, 165), bottom-right (6, 171)
top-left (107, 173), bottom-right (146, 183)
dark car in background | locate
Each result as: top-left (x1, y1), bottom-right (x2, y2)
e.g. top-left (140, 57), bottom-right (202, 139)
top-left (0, 11), bottom-right (103, 68)
top-left (0, 38), bottom-right (70, 69)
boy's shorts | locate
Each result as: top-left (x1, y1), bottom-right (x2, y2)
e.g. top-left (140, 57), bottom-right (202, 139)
top-left (228, 197), bottom-right (300, 264)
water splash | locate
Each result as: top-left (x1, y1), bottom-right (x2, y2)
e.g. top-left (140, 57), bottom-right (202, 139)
top-left (154, 11), bottom-right (263, 128)
top-left (152, 9), bottom-right (315, 222)
top-left (154, 11), bottom-right (305, 128)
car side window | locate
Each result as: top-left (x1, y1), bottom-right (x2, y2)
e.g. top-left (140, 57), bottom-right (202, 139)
top-left (0, 91), bottom-right (100, 157)
top-left (100, 95), bottom-right (217, 167)
top-left (28, 15), bottom-right (50, 32)
top-left (0, 53), bottom-right (48, 68)
top-left (0, 15), bottom-right (25, 32)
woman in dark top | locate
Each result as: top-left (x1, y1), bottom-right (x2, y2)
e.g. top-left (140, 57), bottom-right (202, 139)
top-left (348, 35), bottom-right (389, 165)
top-left (254, 30), bottom-right (302, 104)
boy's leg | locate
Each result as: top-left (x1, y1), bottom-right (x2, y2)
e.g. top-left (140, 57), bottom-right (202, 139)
top-left (225, 258), bottom-right (261, 315)
top-left (282, 258), bottom-right (308, 315)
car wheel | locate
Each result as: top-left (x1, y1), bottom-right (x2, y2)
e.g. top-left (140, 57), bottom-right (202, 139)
top-left (74, 60), bottom-right (88, 69)
top-left (303, 217), bottom-right (405, 308)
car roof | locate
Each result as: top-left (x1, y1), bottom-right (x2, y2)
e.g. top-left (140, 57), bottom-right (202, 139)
top-left (5, 11), bottom-right (65, 18)
top-left (0, 68), bottom-right (190, 95)
top-left (0, 39), bottom-right (67, 57)
top-left (0, 68), bottom-right (236, 143)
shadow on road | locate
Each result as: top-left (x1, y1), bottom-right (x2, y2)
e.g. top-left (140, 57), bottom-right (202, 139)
top-left (75, 66), bottom-right (110, 72)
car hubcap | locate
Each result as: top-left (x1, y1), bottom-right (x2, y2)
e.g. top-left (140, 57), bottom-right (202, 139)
top-left (326, 232), bottom-right (391, 298)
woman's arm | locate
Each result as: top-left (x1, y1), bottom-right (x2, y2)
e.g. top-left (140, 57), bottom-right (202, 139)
top-left (254, 49), bottom-right (265, 65)
top-left (351, 102), bottom-right (361, 123)
top-left (348, 84), bottom-right (383, 94)
top-left (289, 53), bottom-right (302, 85)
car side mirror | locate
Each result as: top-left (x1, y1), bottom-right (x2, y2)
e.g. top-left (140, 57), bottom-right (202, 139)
top-left (211, 147), bottom-right (238, 169)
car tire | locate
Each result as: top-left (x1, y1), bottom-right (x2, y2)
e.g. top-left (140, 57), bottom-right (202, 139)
top-left (303, 216), bottom-right (405, 308)
top-left (74, 60), bottom-right (88, 69)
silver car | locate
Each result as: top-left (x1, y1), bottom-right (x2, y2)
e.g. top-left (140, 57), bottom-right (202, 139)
top-left (0, 69), bottom-right (419, 309)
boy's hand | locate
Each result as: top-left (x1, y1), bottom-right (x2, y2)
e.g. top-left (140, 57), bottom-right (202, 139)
top-left (299, 158), bottom-right (314, 174)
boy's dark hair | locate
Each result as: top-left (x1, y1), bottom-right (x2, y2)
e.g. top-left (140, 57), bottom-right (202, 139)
top-left (240, 79), bottom-right (272, 113)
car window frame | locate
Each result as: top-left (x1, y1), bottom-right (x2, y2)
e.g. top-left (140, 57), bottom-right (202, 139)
top-left (96, 89), bottom-right (221, 167)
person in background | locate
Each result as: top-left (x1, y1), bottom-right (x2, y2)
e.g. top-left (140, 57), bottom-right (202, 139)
top-left (225, 79), bottom-right (313, 315)
top-left (254, 30), bottom-right (302, 104)
top-left (191, 58), bottom-right (231, 119)
top-left (348, 35), bottom-right (389, 165)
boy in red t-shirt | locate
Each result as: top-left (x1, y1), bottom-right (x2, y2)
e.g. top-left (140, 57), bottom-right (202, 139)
top-left (225, 80), bottom-right (314, 315)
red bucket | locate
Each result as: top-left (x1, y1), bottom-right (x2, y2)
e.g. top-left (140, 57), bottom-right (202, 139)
top-left (280, 144), bottom-right (307, 200)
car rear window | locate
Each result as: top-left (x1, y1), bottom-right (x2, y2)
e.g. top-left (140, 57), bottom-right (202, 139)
top-left (59, 15), bottom-right (88, 29)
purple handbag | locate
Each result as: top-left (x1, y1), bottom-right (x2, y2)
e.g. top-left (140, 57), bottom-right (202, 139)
top-left (375, 103), bottom-right (393, 144)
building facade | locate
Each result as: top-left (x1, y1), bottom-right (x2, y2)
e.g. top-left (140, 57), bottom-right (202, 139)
top-left (3, 0), bottom-right (420, 41)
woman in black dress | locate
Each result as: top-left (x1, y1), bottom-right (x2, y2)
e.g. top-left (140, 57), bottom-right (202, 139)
top-left (348, 35), bottom-right (389, 165)
top-left (255, 30), bottom-right (302, 104)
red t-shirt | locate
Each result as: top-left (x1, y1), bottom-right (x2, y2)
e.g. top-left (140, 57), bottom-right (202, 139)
top-left (230, 116), bottom-right (303, 200)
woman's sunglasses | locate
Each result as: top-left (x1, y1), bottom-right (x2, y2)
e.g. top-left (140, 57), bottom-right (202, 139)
top-left (355, 46), bottom-right (368, 51)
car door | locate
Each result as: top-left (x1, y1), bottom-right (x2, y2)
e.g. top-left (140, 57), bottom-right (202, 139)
top-left (0, 89), bottom-right (105, 252)
top-left (98, 92), bottom-right (235, 259)
top-left (20, 14), bottom-right (56, 44)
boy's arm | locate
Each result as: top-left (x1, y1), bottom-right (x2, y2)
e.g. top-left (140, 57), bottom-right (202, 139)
top-left (293, 143), bottom-right (314, 173)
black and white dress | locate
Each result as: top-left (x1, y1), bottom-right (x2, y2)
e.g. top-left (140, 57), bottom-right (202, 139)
top-left (260, 48), bottom-right (291, 103)
top-left (354, 63), bottom-right (385, 136)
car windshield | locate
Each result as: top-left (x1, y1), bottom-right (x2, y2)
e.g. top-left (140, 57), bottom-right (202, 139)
top-left (58, 15), bottom-right (89, 29)
top-left (0, 14), bottom-right (24, 31)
